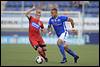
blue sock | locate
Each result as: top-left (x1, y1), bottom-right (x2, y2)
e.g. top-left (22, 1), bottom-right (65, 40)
top-left (58, 44), bottom-right (66, 59)
top-left (67, 48), bottom-right (77, 58)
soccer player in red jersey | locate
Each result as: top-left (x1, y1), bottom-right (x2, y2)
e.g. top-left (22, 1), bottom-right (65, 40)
top-left (25, 5), bottom-right (48, 62)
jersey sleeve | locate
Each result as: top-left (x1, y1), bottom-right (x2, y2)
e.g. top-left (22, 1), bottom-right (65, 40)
top-left (61, 16), bottom-right (68, 22)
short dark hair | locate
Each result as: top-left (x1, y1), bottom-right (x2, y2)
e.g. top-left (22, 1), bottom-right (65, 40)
top-left (51, 8), bottom-right (57, 11)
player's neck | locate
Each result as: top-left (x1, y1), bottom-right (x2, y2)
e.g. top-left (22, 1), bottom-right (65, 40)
top-left (53, 15), bottom-right (58, 19)
top-left (34, 15), bottom-right (40, 20)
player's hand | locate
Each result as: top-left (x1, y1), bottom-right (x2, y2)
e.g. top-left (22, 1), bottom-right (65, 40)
top-left (71, 28), bottom-right (78, 35)
top-left (41, 28), bottom-right (47, 34)
top-left (48, 32), bottom-right (52, 36)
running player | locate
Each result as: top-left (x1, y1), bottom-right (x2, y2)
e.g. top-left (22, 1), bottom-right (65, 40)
top-left (25, 5), bottom-right (48, 62)
top-left (48, 8), bottom-right (79, 64)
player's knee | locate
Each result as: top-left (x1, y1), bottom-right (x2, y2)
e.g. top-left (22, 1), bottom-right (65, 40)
top-left (39, 44), bottom-right (47, 51)
top-left (57, 39), bottom-right (63, 46)
top-left (64, 44), bottom-right (68, 50)
top-left (37, 47), bottom-right (42, 53)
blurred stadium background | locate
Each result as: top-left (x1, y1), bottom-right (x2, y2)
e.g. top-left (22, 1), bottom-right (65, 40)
top-left (1, 1), bottom-right (99, 66)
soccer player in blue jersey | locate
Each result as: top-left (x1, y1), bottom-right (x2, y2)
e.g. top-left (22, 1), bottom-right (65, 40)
top-left (48, 8), bottom-right (79, 64)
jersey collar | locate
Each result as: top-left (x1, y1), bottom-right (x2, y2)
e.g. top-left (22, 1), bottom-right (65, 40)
top-left (52, 15), bottom-right (59, 19)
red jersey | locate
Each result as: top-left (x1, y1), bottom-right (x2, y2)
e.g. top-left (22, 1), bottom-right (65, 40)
top-left (28, 16), bottom-right (44, 42)
top-left (28, 16), bottom-right (45, 47)
top-left (29, 16), bottom-right (44, 36)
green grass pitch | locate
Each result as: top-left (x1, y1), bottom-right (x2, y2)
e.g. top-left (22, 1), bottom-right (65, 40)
top-left (1, 44), bottom-right (99, 66)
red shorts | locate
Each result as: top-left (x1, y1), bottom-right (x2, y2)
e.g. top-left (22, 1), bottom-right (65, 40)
top-left (29, 35), bottom-right (45, 49)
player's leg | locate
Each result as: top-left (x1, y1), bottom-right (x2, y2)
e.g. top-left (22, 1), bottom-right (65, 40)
top-left (30, 40), bottom-right (46, 61)
top-left (57, 39), bottom-right (67, 63)
top-left (64, 42), bottom-right (77, 57)
top-left (39, 45), bottom-right (48, 62)
top-left (63, 31), bottom-right (79, 63)
top-left (57, 33), bottom-right (67, 63)
top-left (64, 42), bottom-right (79, 63)
top-left (42, 46), bottom-right (47, 51)
top-left (36, 46), bottom-right (46, 60)
top-left (39, 38), bottom-right (48, 62)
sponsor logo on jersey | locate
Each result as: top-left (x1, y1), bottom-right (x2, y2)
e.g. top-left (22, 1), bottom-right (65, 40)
top-left (32, 22), bottom-right (40, 29)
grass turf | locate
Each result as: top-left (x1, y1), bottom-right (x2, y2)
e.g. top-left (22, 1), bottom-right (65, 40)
top-left (1, 44), bottom-right (99, 66)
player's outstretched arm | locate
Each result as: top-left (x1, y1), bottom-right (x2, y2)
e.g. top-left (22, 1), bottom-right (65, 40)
top-left (25, 5), bottom-right (35, 19)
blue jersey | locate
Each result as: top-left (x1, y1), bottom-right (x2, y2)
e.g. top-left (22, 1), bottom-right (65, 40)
top-left (48, 16), bottom-right (68, 37)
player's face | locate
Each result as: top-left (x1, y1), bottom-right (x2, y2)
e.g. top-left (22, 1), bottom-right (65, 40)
top-left (35, 10), bottom-right (41, 19)
top-left (51, 10), bottom-right (57, 18)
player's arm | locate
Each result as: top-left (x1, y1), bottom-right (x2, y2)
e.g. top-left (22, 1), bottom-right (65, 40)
top-left (47, 19), bottom-right (53, 36)
top-left (48, 25), bottom-right (52, 32)
top-left (25, 5), bottom-right (35, 19)
top-left (67, 18), bottom-right (78, 34)
top-left (47, 25), bottom-right (53, 36)
top-left (67, 18), bottom-right (74, 28)
top-left (40, 22), bottom-right (47, 34)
